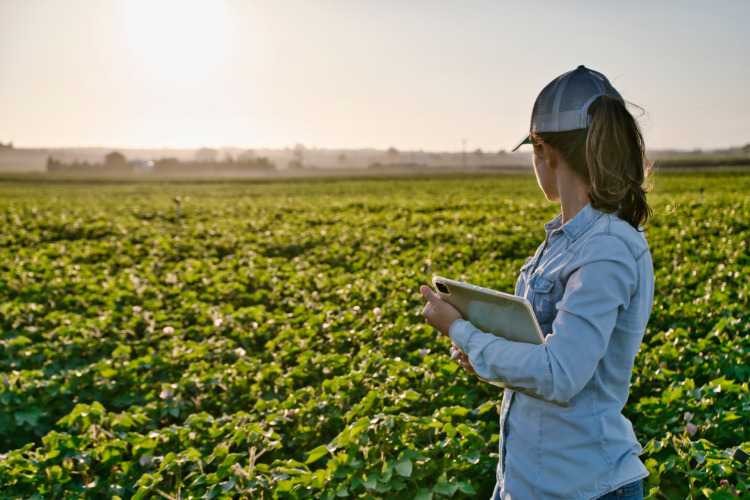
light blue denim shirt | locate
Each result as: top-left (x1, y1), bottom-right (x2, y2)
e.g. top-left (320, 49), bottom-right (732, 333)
top-left (449, 204), bottom-right (654, 499)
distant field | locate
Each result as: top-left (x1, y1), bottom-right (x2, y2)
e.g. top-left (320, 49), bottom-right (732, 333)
top-left (1, 171), bottom-right (748, 498)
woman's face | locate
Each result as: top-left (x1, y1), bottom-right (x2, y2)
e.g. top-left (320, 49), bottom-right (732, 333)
top-left (532, 144), bottom-right (559, 202)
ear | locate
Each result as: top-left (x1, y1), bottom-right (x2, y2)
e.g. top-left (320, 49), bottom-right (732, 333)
top-left (541, 142), bottom-right (559, 169)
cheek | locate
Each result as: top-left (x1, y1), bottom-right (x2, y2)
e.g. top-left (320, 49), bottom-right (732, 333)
top-left (532, 156), bottom-right (556, 201)
top-left (532, 155), bottom-right (544, 185)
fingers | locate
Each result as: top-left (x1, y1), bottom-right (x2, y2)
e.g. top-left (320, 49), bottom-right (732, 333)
top-left (420, 284), bottom-right (461, 336)
top-left (419, 285), bottom-right (439, 304)
top-left (460, 361), bottom-right (476, 375)
top-left (448, 344), bottom-right (476, 374)
top-left (454, 350), bottom-right (476, 374)
top-left (421, 302), bottom-right (434, 323)
top-left (449, 345), bottom-right (460, 361)
top-left (420, 286), bottom-right (439, 324)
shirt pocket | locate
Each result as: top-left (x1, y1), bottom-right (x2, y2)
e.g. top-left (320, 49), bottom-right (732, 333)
top-left (529, 273), bottom-right (555, 324)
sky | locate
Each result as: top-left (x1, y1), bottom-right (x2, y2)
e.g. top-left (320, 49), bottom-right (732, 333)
top-left (1, 0), bottom-right (749, 152)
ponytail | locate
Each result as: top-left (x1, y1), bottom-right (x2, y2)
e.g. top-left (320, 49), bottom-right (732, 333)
top-left (531, 96), bottom-right (653, 229)
top-left (586, 96), bottom-right (652, 229)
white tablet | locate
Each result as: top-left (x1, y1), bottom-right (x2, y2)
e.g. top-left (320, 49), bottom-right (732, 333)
top-left (432, 276), bottom-right (545, 345)
top-left (433, 276), bottom-right (568, 406)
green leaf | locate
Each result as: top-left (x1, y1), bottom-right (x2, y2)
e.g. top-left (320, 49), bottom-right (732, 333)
top-left (432, 482), bottom-right (458, 495)
top-left (456, 423), bottom-right (477, 438)
top-left (401, 389), bottom-right (420, 401)
top-left (334, 485), bottom-right (349, 497)
top-left (443, 423), bottom-right (457, 438)
top-left (394, 459), bottom-right (412, 478)
top-left (14, 409), bottom-right (42, 427)
top-left (414, 488), bottom-right (433, 500)
top-left (220, 478), bottom-right (236, 492)
top-left (362, 474), bottom-right (377, 489)
top-left (276, 479), bottom-right (294, 492)
top-left (305, 444), bottom-right (330, 464)
top-left (457, 482), bottom-right (476, 494)
top-left (465, 451), bottom-right (481, 464)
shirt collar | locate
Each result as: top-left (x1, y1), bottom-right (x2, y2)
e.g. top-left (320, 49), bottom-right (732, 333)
top-left (545, 204), bottom-right (604, 242)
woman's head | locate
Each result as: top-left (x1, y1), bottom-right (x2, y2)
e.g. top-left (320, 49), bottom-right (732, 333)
top-left (515, 66), bottom-right (652, 229)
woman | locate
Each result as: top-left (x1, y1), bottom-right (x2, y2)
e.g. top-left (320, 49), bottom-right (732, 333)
top-left (421, 65), bottom-right (654, 499)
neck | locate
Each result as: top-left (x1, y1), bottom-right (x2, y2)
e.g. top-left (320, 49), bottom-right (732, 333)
top-left (557, 164), bottom-right (590, 224)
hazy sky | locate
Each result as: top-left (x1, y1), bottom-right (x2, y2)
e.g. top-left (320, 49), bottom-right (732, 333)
top-left (1, 0), bottom-right (748, 152)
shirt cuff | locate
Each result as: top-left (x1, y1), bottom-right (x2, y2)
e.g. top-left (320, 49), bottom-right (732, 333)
top-left (448, 318), bottom-right (475, 352)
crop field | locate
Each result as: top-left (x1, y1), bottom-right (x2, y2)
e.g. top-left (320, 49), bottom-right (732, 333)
top-left (1, 170), bottom-right (749, 499)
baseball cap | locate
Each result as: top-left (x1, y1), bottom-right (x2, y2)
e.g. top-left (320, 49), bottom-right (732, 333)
top-left (511, 65), bottom-right (623, 151)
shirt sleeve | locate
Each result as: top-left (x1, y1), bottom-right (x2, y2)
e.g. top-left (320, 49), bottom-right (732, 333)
top-left (449, 235), bottom-right (638, 404)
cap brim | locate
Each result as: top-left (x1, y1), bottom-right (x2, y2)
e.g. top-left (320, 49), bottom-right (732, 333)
top-left (511, 135), bottom-right (531, 152)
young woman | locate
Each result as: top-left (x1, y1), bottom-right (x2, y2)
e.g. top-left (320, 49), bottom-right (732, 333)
top-left (421, 66), bottom-right (654, 500)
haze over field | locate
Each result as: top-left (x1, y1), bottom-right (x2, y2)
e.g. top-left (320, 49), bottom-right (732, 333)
top-left (1, 0), bottom-right (749, 153)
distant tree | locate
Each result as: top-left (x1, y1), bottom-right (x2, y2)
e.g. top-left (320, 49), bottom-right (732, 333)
top-left (238, 149), bottom-right (256, 162)
top-left (292, 143), bottom-right (305, 167)
top-left (254, 158), bottom-right (275, 170)
top-left (387, 147), bottom-right (399, 158)
top-left (338, 153), bottom-right (347, 163)
top-left (474, 148), bottom-right (483, 156)
top-left (0, 141), bottom-right (13, 149)
top-left (742, 144), bottom-right (750, 156)
top-left (105, 151), bottom-right (126, 167)
top-left (195, 148), bottom-right (219, 162)
top-left (46, 156), bottom-right (61, 172)
top-left (157, 158), bottom-right (180, 167)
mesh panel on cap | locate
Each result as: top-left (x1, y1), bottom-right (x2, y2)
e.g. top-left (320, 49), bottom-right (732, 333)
top-left (559, 76), bottom-right (600, 112)
top-left (534, 79), bottom-right (560, 117)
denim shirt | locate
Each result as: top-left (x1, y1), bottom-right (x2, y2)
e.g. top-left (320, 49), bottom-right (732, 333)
top-left (449, 204), bottom-right (654, 499)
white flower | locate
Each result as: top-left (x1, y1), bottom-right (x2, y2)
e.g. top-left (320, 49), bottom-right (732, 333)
top-left (373, 307), bottom-right (382, 316)
top-left (684, 412), bottom-right (694, 422)
top-left (163, 326), bottom-right (175, 334)
top-left (686, 423), bottom-right (697, 436)
top-left (132, 306), bottom-right (143, 314)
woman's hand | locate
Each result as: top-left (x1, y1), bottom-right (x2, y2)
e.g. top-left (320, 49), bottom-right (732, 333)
top-left (420, 285), bottom-right (462, 336)
top-left (420, 286), bottom-right (475, 375)
top-left (450, 343), bottom-right (477, 375)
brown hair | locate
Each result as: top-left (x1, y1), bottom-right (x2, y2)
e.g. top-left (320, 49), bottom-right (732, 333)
top-left (531, 96), bottom-right (653, 229)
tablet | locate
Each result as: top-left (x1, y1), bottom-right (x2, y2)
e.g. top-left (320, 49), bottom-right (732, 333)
top-left (432, 276), bottom-right (544, 345)
top-left (433, 276), bottom-right (568, 406)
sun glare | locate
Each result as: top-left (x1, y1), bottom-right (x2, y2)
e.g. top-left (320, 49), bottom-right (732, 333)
top-left (123, 0), bottom-right (231, 90)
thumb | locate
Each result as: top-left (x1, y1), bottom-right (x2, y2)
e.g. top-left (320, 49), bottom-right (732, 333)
top-left (420, 285), bottom-right (439, 304)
